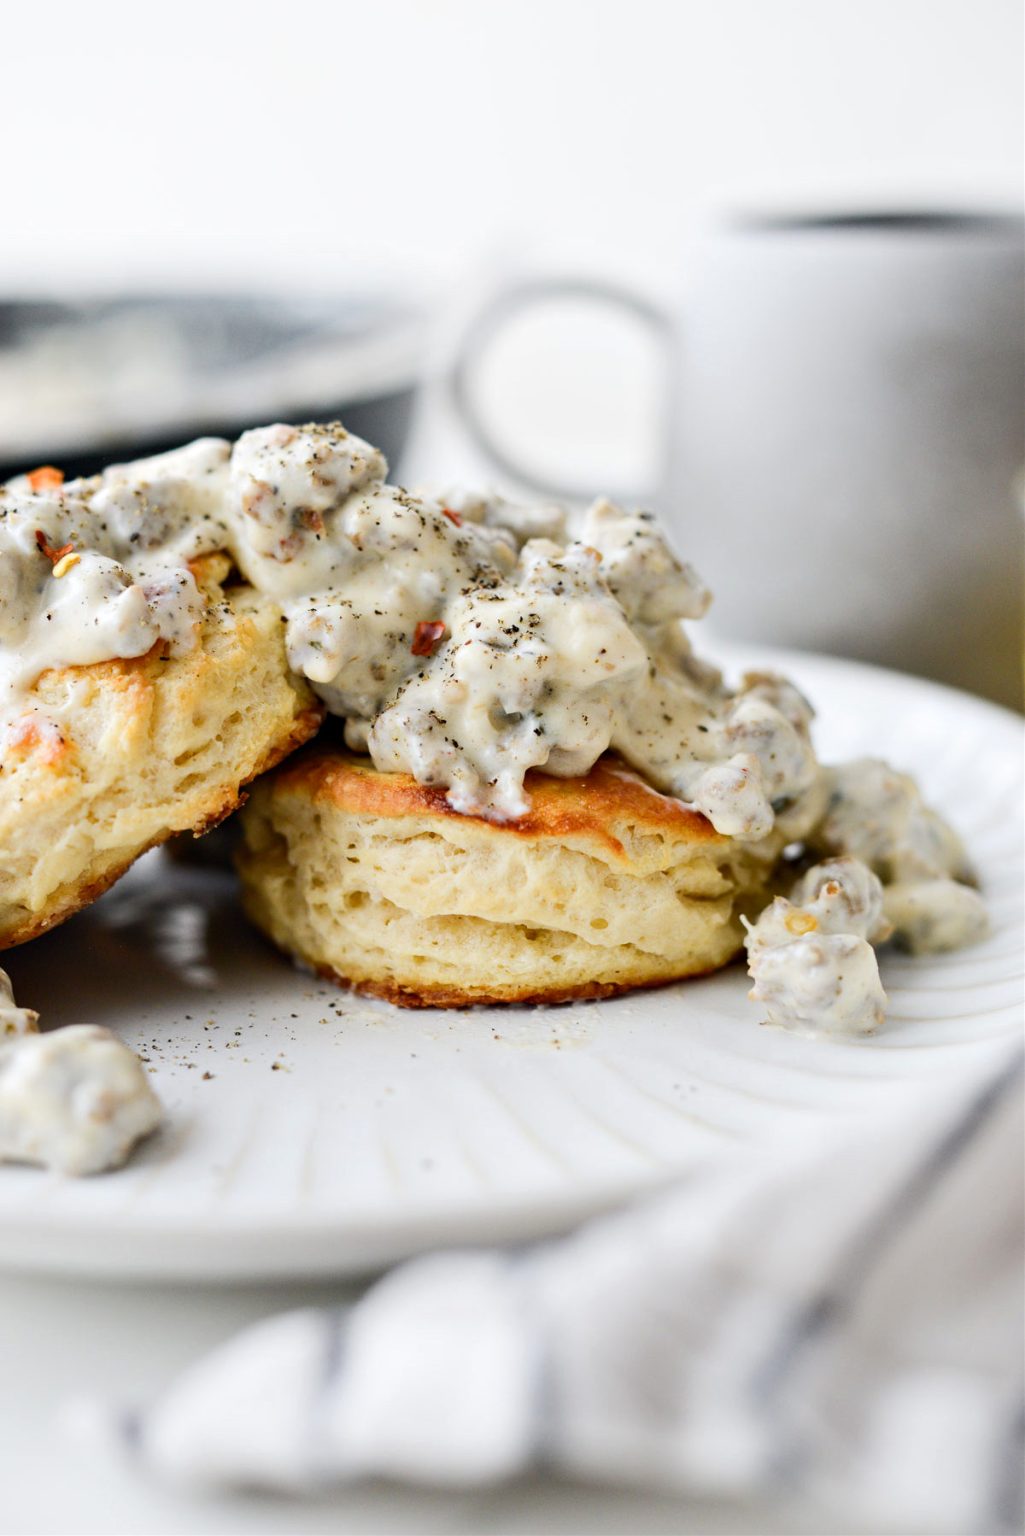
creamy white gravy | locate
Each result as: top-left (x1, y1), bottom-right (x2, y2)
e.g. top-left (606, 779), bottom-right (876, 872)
top-left (0, 423), bottom-right (989, 1041)
top-left (744, 858), bottom-right (890, 1036)
top-left (813, 759), bottom-right (989, 955)
top-left (0, 966), bottom-right (37, 1036)
top-left (0, 970), bottom-right (161, 1174)
top-left (0, 424), bottom-right (821, 843)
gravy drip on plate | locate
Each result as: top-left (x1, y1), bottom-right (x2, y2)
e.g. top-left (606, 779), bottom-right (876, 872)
top-left (813, 759), bottom-right (989, 954)
top-left (744, 858), bottom-right (891, 1037)
top-left (0, 967), bottom-right (37, 1036)
top-left (0, 969), bottom-right (160, 1174)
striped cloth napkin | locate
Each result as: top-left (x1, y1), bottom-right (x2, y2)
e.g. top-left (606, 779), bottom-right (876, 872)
top-left (89, 1044), bottom-right (1024, 1535)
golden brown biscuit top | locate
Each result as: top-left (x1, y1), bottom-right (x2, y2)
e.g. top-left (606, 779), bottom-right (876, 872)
top-left (268, 747), bottom-right (724, 859)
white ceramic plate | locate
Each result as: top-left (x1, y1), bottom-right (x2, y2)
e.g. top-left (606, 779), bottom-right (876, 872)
top-left (1, 646), bottom-right (1021, 1280)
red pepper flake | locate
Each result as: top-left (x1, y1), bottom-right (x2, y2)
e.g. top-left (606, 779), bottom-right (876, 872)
top-left (26, 465), bottom-right (64, 492)
top-left (35, 529), bottom-right (75, 564)
top-left (441, 507), bottom-right (462, 527)
top-left (411, 620), bottom-right (447, 657)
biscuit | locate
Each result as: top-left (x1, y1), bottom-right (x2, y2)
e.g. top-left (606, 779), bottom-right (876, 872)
top-left (237, 747), bottom-right (778, 1007)
top-left (0, 555), bottom-right (323, 948)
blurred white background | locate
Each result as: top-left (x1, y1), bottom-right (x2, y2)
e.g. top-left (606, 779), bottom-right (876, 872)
top-left (2, 0), bottom-right (1021, 298)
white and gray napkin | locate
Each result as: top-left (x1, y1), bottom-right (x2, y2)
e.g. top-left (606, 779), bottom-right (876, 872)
top-left (88, 1044), bottom-right (1024, 1534)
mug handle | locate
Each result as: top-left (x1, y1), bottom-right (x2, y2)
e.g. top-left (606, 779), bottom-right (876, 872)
top-left (450, 277), bottom-right (675, 503)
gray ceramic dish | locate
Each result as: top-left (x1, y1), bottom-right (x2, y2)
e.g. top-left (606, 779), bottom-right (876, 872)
top-left (0, 291), bottom-right (426, 480)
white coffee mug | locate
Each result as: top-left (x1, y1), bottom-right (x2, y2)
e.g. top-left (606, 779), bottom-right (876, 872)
top-left (452, 213), bottom-right (1024, 709)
